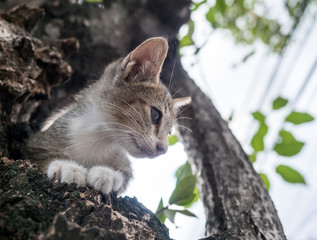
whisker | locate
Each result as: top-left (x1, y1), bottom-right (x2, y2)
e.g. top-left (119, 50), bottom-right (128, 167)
top-left (120, 99), bottom-right (146, 128)
top-left (177, 104), bottom-right (191, 116)
top-left (110, 137), bottom-right (136, 152)
top-left (104, 103), bottom-right (143, 133)
top-left (174, 124), bottom-right (192, 133)
top-left (176, 116), bottom-right (192, 121)
top-left (168, 43), bottom-right (178, 91)
top-left (67, 122), bottom-right (143, 145)
top-left (105, 122), bottom-right (142, 137)
top-left (102, 126), bottom-right (144, 141)
top-left (172, 87), bottom-right (184, 98)
top-left (95, 103), bottom-right (141, 132)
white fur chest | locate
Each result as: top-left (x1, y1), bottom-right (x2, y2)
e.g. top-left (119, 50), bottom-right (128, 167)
top-left (66, 105), bottom-right (120, 168)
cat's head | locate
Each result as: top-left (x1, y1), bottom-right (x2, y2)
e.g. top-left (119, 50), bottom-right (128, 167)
top-left (99, 37), bottom-right (190, 158)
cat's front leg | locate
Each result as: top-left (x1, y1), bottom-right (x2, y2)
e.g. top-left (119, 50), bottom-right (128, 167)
top-left (87, 166), bottom-right (124, 195)
top-left (47, 159), bottom-right (88, 186)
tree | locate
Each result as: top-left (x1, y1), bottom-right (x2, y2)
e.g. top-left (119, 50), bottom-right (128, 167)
top-left (0, 0), bottom-right (286, 239)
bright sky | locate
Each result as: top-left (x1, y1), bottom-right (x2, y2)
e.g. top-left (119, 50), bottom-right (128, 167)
top-left (126, 1), bottom-right (317, 239)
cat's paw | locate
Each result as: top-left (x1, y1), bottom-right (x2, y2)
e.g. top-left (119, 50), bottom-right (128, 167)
top-left (47, 160), bottom-right (88, 186)
top-left (87, 166), bottom-right (124, 195)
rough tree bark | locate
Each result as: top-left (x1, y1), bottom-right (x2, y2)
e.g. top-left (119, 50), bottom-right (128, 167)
top-left (0, 0), bottom-right (286, 239)
top-left (0, 3), bottom-right (170, 240)
top-left (163, 57), bottom-right (286, 239)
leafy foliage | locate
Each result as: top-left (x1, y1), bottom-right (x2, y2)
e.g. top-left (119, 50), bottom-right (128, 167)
top-left (273, 97), bottom-right (288, 110)
top-left (259, 173), bottom-right (270, 191)
top-left (249, 111), bottom-right (269, 164)
top-left (276, 165), bottom-right (306, 184)
top-left (169, 175), bottom-right (196, 206)
top-left (249, 96), bottom-right (314, 189)
top-left (168, 135), bottom-right (179, 146)
top-left (179, 0), bottom-right (312, 62)
top-left (174, 0), bottom-right (314, 227)
top-left (156, 161), bottom-right (199, 224)
top-left (180, 0), bottom-right (295, 54)
top-left (242, 50), bottom-right (256, 63)
top-left (285, 111), bottom-right (314, 125)
top-left (156, 198), bottom-right (166, 223)
top-left (274, 130), bottom-right (304, 157)
top-left (248, 153), bottom-right (257, 163)
top-left (179, 20), bottom-right (195, 48)
top-left (191, 0), bottom-right (207, 12)
top-left (85, 0), bottom-right (103, 2)
top-left (251, 111), bottom-right (268, 152)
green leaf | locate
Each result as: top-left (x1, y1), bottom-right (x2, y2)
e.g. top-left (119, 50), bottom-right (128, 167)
top-left (174, 162), bottom-right (199, 207)
top-left (206, 7), bottom-right (217, 27)
top-left (163, 209), bottom-right (197, 224)
top-left (175, 209), bottom-right (197, 218)
top-left (242, 50), bottom-right (255, 62)
top-left (259, 173), bottom-right (270, 191)
top-left (179, 20), bottom-right (195, 48)
top-left (252, 111), bottom-right (266, 122)
top-left (162, 208), bottom-right (197, 224)
top-left (216, 0), bottom-right (227, 14)
top-left (86, 0), bottom-right (103, 2)
top-left (250, 111), bottom-right (268, 152)
top-left (169, 175), bottom-right (196, 205)
top-left (272, 97), bottom-right (288, 110)
top-left (276, 165), bottom-right (306, 184)
top-left (155, 198), bottom-right (166, 223)
top-left (249, 153), bottom-right (256, 163)
top-left (274, 130), bottom-right (304, 157)
top-left (251, 126), bottom-right (268, 152)
top-left (191, 0), bottom-right (207, 12)
top-left (180, 35), bottom-right (193, 48)
top-left (168, 135), bottom-right (178, 146)
top-left (163, 209), bottom-right (177, 224)
top-left (176, 161), bottom-right (193, 183)
top-left (178, 186), bottom-right (200, 208)
top-left (285, 111), bottom-right (314, 125)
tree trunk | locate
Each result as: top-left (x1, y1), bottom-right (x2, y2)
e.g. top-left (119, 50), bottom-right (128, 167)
top-left (0, 0), bottom-right (286, 239)
top-left (163, 55), bottom-right (286, 239)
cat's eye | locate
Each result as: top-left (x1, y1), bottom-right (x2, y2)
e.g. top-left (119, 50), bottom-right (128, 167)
top-left (151, 107), bottom-right (161, 125)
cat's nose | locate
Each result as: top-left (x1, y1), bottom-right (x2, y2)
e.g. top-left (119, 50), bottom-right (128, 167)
top-left (156, 141), bottom-right (167, 156)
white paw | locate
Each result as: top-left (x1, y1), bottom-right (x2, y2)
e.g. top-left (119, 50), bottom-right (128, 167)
top-left (87, 166), bottom-right (124, 195)
top-left (47, 160), bottom-right (88, 186)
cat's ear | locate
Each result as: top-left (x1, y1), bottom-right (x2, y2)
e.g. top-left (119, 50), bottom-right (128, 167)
top-left (173, 97), bottom-right (191, 110)
top-left (121, 37), bottom-right (168, 85)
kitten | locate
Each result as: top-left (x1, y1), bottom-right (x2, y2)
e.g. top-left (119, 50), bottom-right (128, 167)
top-left (27, 37), bottom-right (191, 194)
